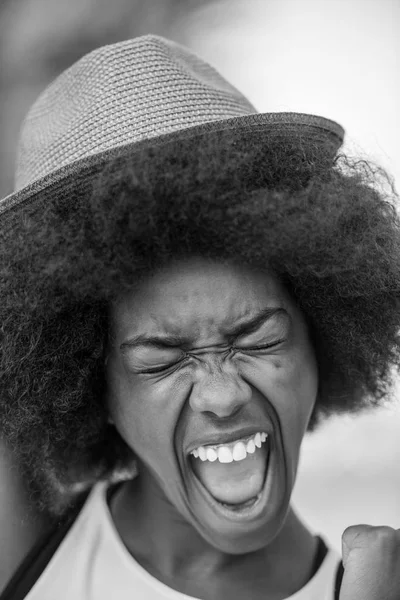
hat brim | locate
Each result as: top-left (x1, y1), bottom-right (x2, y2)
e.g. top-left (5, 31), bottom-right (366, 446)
top-left (0, 112), bottom-right (344, 238)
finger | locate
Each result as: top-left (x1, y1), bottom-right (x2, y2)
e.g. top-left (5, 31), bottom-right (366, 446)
top-left (341, 525), bottom-right (375, 568)
top-left (342, 525), bottom-right (400, 568)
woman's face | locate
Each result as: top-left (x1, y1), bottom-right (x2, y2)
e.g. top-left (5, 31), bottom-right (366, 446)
top-left (106, 258), bottom-right (318, 554)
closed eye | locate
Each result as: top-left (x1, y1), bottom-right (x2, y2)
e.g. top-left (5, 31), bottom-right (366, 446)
top-left (139, 356), bottom-right (189, 374)
top-left (235, 339), bottom-right (286, 352)
top-left (140, 340), bottom-right (285, 372)
top-left (141, 365), bottom-right (172, 374)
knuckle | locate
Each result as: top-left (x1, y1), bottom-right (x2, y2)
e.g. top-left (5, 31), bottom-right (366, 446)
top-left (372, 526), bottom-right (398, 546)
top-left (342, 525), bottom-right (399, 550)
top-left (342, 524), bottom-right (372, 543)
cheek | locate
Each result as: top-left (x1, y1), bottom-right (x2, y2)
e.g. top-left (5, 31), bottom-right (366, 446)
top-left (107, 362), bottom-right (190, 468)
top-left (240, 348), bottom-right (318, 449)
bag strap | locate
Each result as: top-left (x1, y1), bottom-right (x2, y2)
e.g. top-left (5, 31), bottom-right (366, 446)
top-left (0, 490), bottom-right (91, 600)
top-left (334, 561), bottom-right (344, 600)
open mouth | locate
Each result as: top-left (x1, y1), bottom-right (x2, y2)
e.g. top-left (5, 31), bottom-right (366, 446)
top-left (188, 431), bottom-right (271, 518)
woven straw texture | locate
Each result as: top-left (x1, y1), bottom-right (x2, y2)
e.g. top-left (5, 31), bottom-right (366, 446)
top-left (16, 35), bottom-right (257, 191)
top-left (0, 34), bottom-right (345, 228)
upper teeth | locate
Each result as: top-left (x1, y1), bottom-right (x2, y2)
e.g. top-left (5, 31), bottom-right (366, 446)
top-left (190, 431), bottom-right (268, 463)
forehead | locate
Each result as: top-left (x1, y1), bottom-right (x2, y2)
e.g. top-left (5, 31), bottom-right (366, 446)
top-left (111, 259), bottom-right (292, 340)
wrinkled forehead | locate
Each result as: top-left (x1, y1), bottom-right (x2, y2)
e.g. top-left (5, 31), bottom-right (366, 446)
top-left (109, 258), bottom-right (294, 343)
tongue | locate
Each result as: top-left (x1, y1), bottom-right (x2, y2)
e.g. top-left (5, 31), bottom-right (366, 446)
top-left (192, 445), bottom-right (267, 505)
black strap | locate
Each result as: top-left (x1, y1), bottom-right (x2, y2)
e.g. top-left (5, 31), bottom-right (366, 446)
top-left (0, 490), bottom-right (91, 600)
top-left (334, 561), bottom-right (344, 600)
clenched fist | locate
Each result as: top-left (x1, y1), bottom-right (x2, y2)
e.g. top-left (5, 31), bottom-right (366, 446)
top-left (339, 525), bottom-right (400, 600)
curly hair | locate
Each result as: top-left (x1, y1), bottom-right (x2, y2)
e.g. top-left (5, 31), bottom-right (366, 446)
top-left (1, 130), bottom-right (400, 517)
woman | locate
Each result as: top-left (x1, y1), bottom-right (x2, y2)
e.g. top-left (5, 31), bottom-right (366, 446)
top-left (1, 35), bottom-right (400, 599)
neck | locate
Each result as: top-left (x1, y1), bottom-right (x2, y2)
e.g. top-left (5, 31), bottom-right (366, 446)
top-left (109, 471), bottom-right (319, 599)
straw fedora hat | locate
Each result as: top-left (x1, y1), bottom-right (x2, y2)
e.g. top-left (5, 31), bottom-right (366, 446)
top-left (0, 34), bottom-right (344, 236)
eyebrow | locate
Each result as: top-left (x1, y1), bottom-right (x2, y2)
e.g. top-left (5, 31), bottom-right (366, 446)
top-left (119, 307), bottom-right (288, 352)
top-left (227, 307), bottom-right (288, 339)
top-left (120, 333), bottom-right (189, 352)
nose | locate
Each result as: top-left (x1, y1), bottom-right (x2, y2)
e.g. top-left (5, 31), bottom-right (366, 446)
top-left (189, 358), bottom-right (252, 418)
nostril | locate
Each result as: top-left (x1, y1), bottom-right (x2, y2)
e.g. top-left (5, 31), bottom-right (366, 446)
top-left (202, 410), bottom-right (218, 419)
top-left (209, 404), bottom-right (243, 421)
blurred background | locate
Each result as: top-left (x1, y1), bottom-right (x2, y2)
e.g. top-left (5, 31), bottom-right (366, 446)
top-left (0, 0), bottom-right (399, 552)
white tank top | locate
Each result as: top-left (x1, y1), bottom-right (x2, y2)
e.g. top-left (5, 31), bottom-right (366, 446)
top-left (24, 481), bottom-right (341, 600)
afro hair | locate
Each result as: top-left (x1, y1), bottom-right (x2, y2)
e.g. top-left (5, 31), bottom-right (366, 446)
top-left (1, 129), bottom-right (400, 517)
